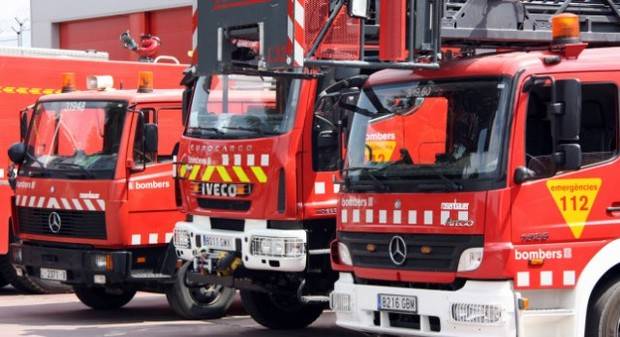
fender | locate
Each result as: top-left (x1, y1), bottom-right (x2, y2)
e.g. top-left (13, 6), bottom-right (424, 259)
top-left (573, 238), bottom-right (620, 337)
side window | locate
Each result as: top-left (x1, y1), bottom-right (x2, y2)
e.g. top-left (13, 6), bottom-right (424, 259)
top-left (133, 109), bottom-right (155, 165)
top-left (312, 95), bottom-right (341, 171)
top-left (525, 82), bottom-right (618, 178)
top-left (156, 108), bottom-right (183, 162)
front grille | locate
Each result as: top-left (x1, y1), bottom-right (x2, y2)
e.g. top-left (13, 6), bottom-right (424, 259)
top-left (18, 207), bottom-right (106, 240)
top-left (338, 232), bottom-right (483, 272)
top-left (210, 218), bottom-right (244, 231)
top-left (197, 198), bottom-right (251, 211)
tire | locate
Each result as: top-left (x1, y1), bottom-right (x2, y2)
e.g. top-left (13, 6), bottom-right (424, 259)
top-left (11, 273), bottom-right (72, 294)
top-left (586, 280), bottom-right (620, 337)
top-left (74, 286), bottom-right (137, 310)
top-left (166, 261), bottom-right (235, 319)
top-left (0, 254), bottom-right (14, 288)
top-left (240, 290), bottom-right (325, 329)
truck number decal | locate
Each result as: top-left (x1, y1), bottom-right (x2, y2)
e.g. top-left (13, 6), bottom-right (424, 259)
top-left (546, 178), bottom-right (602, 239)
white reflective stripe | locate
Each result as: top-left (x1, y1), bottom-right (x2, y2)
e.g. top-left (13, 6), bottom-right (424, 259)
top-left (294, 40), bottom-right (304, 66)
top-left (517, 272), bottom-right (530, 287)
top-left (82, 199), bottom-right (96, 211)
top-left (294, 0), bottom-right (305, 27)
top-left (458, 211), bottom-right (469, 221)
top-left (365, 209), bottom-right (373, 223)
top-left (15, 195), bottom-right (21, 206)
top-left (72, 199), bottom-right (83, 210)
top-left (131, 234), bottom-right (141, 245)
top-left (96, 199), bottom-right (105, 211)
top-left (222, 154), bottom-right (230, 166)
top-left (441, 211), bottom-right (450, 224)
top-left (20, 196), bottom-right (28, 207)
top-left (341, 209), bottom-right (348, 223)
top-left (540, 271), bottom-right (553, 287)
top-left (47, 198), bottom-right (60, 209)
top-left (61, 198), bottom-right (72, 210)
top-left (165, 232), bottom-right (173, 243)
top-left (352, 209), bottom-right (360, 223)
top-left (28, 196), bottom-right (36, 208)
top-left (314, 182), bottom-right (326, 195)
top-left (149, 233), bottom-right (158, 244)
top-left (246, 154), bottom-right (255, 166)
top-left (234, 154), bottom-right (242, 166)
top-left (287, 16), bottom-right (294, 41)
top-left (37, 197), bottom-right (46, 208)
top-left (424, 210), bottom-right (433, 225)
top-left (260, 154), bottom-right (269, 167)
top-left (563, 270), bottom-right (576, 286)
top-left (379, 210), bottom-right (387, 224)
top-left (393, 210), bottom-right (402, 224)
top-left (408, 210), bottom-right (417, 225)
top-left (333, 183), bottom-right (340, 193)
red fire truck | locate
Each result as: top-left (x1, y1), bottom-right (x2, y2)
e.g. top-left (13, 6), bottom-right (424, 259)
top-left (7, 72), bottom-right (226, 316)
top-left (171, 0), bottom-right (367, 327)
top-left (324, 1), bottom-right (620, 337)
top-left (0, 47), bottom-right (185, 293)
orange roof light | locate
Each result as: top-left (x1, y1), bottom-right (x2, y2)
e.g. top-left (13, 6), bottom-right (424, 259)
top-left (61, 72), bottom-right (76, 93)
top-left (551, 13), bottom-right (580, 44)
top-left (138, 71), bottom-right (154, 93)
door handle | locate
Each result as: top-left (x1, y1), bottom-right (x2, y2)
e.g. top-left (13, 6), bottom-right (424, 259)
top-left (607, 204), bottom-right (620, 214)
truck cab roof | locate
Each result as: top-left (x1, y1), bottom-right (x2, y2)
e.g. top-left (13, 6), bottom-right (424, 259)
top-left (366, 46), bottom-right (620, 86)
top-left (37, 89), bottom-right (183, 104)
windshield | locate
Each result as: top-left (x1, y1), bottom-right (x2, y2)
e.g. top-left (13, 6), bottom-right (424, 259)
top-left (22, 100), bottom-right (128, 179)
top-left (186, 74), bottom-right (300, 139)
top-left (346, 78), bottom-right (511, 192)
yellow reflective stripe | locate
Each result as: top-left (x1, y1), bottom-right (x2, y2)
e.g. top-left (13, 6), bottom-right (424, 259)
top-left (188, 165), bottom-right (201, 181)
top-left (178, 164), bottom-right (188, 178)
top-left (232, 166), bottom-right (250, 183)
top-left (201, 166), bottom-right (215, 181)
top-left (250, 166), bottom-right (267, 183)
top-left (216, 166), bottom-right (232, 182)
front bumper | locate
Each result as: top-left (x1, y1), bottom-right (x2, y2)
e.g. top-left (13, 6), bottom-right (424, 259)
top-left (331, 273), bottom-right (518, 337)
top-left (174, 218), bottom-right (308, 272)
top-left (11, 242), bottom-right (175, 286)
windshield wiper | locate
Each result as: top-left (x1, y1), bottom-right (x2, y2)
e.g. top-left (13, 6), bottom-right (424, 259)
top-left (54, 163), bottom-right (95, 179)
top-left (343, 167), bottom-right (390, 192)
top-left (220, 126), bottom-right (278, 135)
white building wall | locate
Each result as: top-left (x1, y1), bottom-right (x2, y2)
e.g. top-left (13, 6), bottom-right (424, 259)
top-left (30, 0), bottom-right (193, 48)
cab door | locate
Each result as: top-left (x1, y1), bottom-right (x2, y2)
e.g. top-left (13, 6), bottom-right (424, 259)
top-left (126, 105), bottom-right (184, 246)
top-left (510, 73), bottom-right (620, 288)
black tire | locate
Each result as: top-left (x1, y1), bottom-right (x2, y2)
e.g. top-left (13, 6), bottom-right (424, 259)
top-left (166, 261), bottom-right (235, 319)
top-left (0, 254), bottom-right (14, 288)
top-left (74, 286), bottom-right (137, 310)
top-left (240, 290), bottom-right (325, 329)
top-left (586, 280), bottom-right (620, 337)
top-left (11, 273), bottom-right (72, 294)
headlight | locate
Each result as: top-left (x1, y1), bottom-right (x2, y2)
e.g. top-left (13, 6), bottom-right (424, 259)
top-left (457, 247), bottom-right (483, 272)
top-left (174, 229), bottom-right (191, 249)
top-left (451, 303), bottom-right (502, 324)
top-left (250, 236), bottom-right (305, 258)
top-left (330, 292), bottom-right (352, 312)
top-left (337, 242), bottom-right (353, 266)
top-left (92, 254), bottom-right (113, 271)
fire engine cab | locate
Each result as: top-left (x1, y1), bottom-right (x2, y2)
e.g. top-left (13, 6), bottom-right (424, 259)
top-left (8, 73), bottom-right (218, 316)
top-left (172, 0), bottom-right (367, 327)
top-left (316, 1), bottom-right (620, 337)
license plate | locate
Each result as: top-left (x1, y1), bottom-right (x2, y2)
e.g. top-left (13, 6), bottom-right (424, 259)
top-left (202, 234), bottom-right (235, 251)
top-left (377, 294), bottom-right (418, 313)
top-left (40, 268), bottom-right (67, 281)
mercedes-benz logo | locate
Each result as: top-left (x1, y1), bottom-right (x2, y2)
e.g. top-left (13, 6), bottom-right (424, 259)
top-left (48, 212), bottom-right (62, 234)
top-left (389, 236), bottom-right (407, 266)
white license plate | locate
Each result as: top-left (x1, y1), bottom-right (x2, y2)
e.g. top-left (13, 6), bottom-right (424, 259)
top-left (40, 268), bottom-right (67, 281)
top-left (202, 235), bottom-right (235, 251)
top-left (378, 294), bottom-right (418, 313)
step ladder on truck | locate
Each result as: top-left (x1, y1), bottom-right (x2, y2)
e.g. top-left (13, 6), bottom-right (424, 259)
top-left (171, 0), bottom-right (374, 327)
top-left (307, 1), bottom-right (620, 337)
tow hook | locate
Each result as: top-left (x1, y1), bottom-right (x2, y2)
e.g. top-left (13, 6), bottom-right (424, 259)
top-left (296, 279), bottom-right (330, 304)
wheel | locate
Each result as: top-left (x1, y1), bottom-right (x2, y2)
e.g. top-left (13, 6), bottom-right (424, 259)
top-left (11, 273), bottom-right (72, 294)
top-left (586, 280), bottom-right (620, 337)
top-left (166, 261), bottom-right (235, 319)
top-left (0, 254), bottom-right (14, 288)
top-left (240, 290), bottom-right (325, 329)
top-left (73, 286), bottom-right (136, 310)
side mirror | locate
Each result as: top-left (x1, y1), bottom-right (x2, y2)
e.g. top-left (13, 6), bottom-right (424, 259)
top-left (8, 143), bottom-right (27, 164)
top-left (144, 123), bottom-right (158, 154)
top-left (182, 87), bottom-right (192, 127)
top-left (348, 0), bottom-right (370, 19)
top-left (514, 166), bottom-right (536, 184)
top-left (553, 79), bottom-right (582, 170)
top-left (19, 109), bottom-right (30, 141)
